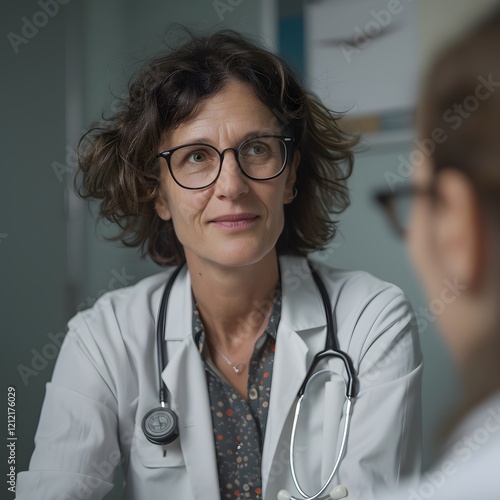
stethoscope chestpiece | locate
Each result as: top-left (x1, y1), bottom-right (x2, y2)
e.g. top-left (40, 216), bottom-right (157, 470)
top-left (142, 406), bottom-right (179, 446)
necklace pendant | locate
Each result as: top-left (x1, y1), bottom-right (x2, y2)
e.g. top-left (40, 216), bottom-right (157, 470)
top-left (232, 362), bottom-right (245, 374)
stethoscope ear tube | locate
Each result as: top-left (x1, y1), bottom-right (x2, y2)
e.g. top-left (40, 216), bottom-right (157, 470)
top-left (297, 350), bottom-right (358, 399)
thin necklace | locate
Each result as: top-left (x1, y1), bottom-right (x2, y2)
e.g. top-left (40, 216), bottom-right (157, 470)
top-left (206, 305), bottom-right (273, 375)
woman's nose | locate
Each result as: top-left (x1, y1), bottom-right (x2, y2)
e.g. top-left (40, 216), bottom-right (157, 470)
top-left (214, 150), bottom-right (250, 200)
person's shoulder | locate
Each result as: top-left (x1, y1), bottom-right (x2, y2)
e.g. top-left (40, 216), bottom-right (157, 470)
top-left (68, 268), bottom-right (176, 340)
top-left (313, 259), bottom-right (405, 304)
top-left (87, 269), bottom-right (172, 313)
top-left (312, 260), bottom-right (414, 339)
top-left (312, 261), bottom-right (418, 369)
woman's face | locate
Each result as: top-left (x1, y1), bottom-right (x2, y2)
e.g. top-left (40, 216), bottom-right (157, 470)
top-left (155, 80), bottom-right (298, 271)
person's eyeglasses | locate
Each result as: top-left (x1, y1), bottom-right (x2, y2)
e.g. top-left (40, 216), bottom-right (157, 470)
top-left (156, 135), bottom-right (295, 190)
top-left (374, 185), bottom-right (436, 237)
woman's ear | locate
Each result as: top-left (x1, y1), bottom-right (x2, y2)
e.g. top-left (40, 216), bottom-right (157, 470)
top-left (155, 189), bottom-right (172, 221)
top-left (284, 150), bottom-right (300, 204)
top-left (434, 169), bottom-right (486, 290)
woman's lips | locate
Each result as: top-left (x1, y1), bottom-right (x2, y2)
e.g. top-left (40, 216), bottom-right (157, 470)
top-left (210, 213), bottom-right (259, 230)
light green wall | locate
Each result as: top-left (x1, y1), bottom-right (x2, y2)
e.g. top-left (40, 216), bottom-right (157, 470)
top-left (2, 0), bottom-right (68, 481)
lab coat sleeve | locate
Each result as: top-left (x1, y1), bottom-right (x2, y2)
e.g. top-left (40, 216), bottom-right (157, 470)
top-left (15, 312), bottom-right (122, 500)
top-left (337, 283), bottom-right (423, 497)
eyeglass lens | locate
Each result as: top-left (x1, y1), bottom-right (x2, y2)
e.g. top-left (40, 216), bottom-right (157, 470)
top-left (391, 192), bottom-right (413, 235)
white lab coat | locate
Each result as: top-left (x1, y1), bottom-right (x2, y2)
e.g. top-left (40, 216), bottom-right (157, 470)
top-left (16, 256), bottom-right (423, 500)
top-left (380, 391), bottom-right (500, 500)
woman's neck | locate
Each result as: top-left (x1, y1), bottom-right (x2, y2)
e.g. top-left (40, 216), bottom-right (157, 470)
top-left (186, 252), bottom-right (280, 349)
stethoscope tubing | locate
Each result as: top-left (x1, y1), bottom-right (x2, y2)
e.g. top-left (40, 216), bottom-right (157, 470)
top-left (289, 369), bottom-right (354, 500)
top-left (155, 264), bottom-right (184, 406)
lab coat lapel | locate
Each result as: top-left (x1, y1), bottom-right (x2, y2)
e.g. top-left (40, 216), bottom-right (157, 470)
top-left (160, 267), bottom-right (220, 500)
top-left (262, 257), bottom-right (327, 489)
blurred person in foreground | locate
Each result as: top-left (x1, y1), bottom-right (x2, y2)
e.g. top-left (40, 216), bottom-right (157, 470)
top-left (376, 7), bottom-right (500, 499)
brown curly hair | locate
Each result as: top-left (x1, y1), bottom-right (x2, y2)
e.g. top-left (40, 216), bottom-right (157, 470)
top-left (77, 29), bottom-right (359, 266)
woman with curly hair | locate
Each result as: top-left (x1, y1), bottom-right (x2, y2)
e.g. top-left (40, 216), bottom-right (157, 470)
top-left (16, 30), bottom-right (422, 500)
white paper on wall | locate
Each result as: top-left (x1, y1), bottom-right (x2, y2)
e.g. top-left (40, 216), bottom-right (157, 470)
top-left (305, 0), bottom-right (419, 118)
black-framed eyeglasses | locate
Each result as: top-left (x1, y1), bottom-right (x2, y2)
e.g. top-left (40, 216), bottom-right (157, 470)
top-left (374, 185), bottom-right (436, 237)
top-left (156, 135), bottom-right (295, 190)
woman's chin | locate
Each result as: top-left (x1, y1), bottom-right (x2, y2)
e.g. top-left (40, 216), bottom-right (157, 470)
top-left (186, 243), bottom-right (276, 270)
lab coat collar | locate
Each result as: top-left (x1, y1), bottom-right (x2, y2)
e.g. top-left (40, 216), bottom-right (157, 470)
top-left (164, 264), bottom-right (193, 341)
top-left (161, 256), bottom-right (327, 499)
top-left (162, 256), bottom-right (327, 341)
top-left (165, 256), bottom-right (326, 341)
top-left (278, 255), bottom-right (327, 332)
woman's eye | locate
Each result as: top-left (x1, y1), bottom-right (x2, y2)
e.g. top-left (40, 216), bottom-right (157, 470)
top-left (243, 142), bottom-right (271, 157)
top-left (189, 152), bottom-right (206, 163)
top-left (249, 144), bottom-right (266, 155)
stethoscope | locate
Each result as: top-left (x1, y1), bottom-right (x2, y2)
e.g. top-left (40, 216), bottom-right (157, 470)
top-left (142, 262), bottom-right (359, 500)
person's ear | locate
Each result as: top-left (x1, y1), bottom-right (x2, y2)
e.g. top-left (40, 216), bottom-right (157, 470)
top-left (284, 150), bottom-right (300, 204)
top-left (434, 169), bottom-right (486, 290)
top-left (155, 188), bottom-right (172, 221)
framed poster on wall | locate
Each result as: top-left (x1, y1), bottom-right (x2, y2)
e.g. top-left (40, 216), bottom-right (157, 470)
top-left (305, 0), bottom-right (419, 143)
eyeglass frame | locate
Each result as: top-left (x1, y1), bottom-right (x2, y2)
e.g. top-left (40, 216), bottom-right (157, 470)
top-left (374, 184), bottom-right (437, 238)
top-left (156, 135), bottom-right (296, 190)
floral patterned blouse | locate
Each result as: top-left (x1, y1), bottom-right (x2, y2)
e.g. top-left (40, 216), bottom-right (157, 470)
top-left (192, 286), bottom-right (282, 499)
